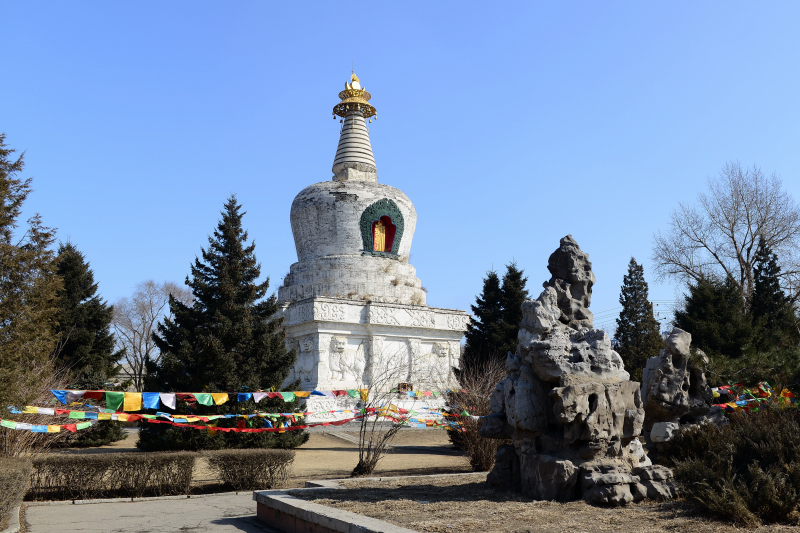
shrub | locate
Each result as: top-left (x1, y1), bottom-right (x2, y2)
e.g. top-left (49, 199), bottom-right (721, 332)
top-left (61, 421), bottom-right (126, 448)
top-left (447, 359), bottom-right (508, 471)
top-left (27, 451), bottom-right (195, 501)
top-left (0, 358), bottom-right (72, 457)
top-left (205, 449), bottom-right (294, 491)
top-left (0, 458), bottom-right (31, 529)
top-left (659, 409), bottom-right (800, 525)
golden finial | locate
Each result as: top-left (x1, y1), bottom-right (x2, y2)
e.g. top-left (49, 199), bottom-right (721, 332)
top-left (332, 72), bottom-right (376, 119)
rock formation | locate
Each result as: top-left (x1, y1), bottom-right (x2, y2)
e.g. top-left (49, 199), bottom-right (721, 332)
top-left (641, 327), bottom-right (719, 443)
top-left (481, 236), bottom-right (676, 504)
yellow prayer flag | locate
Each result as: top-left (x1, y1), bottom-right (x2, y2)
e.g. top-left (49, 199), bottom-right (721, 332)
top-left (23, 406), bottom-right (39, 414)
top-left (210, 393), bottom-right (229, 405)
top-left (47, 425), bottom-right (60, 433)
top-left (294, 391), bottom-right (311, 398)
top-left (117, 414), bottom-right (129, 422)
top-left (98, 413), bottom-right (112, 420)
top-left (123, 392), bottom-right (143, 412)
top-left (359, 389), bottom-right (368, 401)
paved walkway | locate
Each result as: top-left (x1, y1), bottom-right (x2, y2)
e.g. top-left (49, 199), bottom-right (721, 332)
top-left (24, 493), bottom-right (276, 533)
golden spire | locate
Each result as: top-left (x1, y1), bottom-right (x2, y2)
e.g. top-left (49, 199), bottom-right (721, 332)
top-left (332, 72), bottom-right (377, 119)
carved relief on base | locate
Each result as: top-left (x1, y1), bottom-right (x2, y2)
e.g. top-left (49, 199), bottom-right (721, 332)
top-left (296, 336), bottom-right (316, 386)
top-left (329, 336), bottom-right (366, 383)
top-left (412, 342), bottom-right (452, 388)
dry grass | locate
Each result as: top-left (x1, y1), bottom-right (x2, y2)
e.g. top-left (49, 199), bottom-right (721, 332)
top-left (292, 474), bottom-right (800, 533)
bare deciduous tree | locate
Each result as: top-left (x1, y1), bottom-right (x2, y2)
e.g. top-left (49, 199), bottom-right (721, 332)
top-left (112, 281), bottom-right (193, 391)
top-left (652, 162), bottom-right (800, 308)
top-left (346, 347), bottom-right (412, 477)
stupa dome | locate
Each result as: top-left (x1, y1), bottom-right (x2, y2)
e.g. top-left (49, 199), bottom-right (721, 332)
top-left (279, 73), bottom-right (425, 306)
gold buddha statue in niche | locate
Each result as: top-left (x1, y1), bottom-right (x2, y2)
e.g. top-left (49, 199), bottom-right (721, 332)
top-left (372, 215), bottom-right (396, 252)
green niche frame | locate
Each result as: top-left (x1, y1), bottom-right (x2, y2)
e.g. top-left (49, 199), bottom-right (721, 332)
top-left (360, 198), bottom-right (405, 258)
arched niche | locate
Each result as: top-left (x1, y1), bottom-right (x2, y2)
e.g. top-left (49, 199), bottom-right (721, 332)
top-left (359, 198), bottom-right (405, 257)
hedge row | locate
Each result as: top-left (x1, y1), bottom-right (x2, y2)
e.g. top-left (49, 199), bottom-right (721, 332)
top-left (27, 452), bottom-right (196, 501)
top-left (0, 458), bottom-right (32, 529)
top-left (206, 449), bottom-right (295, 491)
top-left (25, 448), bottom-right (295, 501)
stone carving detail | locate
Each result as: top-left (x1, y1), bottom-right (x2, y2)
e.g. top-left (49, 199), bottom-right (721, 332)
top-left (314, 302), bottom-right (346, 321)
top-left (305, 398), bottom-right (337, 421)
top-left (406, 309), bottom-right (435, 328)
top-left (412, 342), bottom-right (451, 386)
top-left (446, 313), bottom-right (470, 331)
top-left (289, 302), bottom-right (314, 324)
top-left (296, 337), bottom-right (316, 385)
top-left (359, 198), bottom-right (405, 256)
top-left (316, 333), bottom-right (333, 386)
top-left (641, 327), bottom-right (717, 440)
top-left (408, 338), bottom-right (421, 358)
top-left (329, 336), bottom-right (365, 382)
top-left (482, 236), bottom-right (676, 505)
top-left (368, 306), bottom-right (401, 325)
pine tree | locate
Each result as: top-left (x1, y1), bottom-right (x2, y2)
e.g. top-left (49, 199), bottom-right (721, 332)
top-left (0, 134), bottom-right (61, 414)
top-left (142, 195), bottom-right (304, 450)
top-left (751, 237), bottom-right (799, 349)
top-left (499, 262), bottom-right (529, 358)
top-left (674, 276), bottom-right (754, 358)
top-left (462, 271), bottom-right (504, 372)
top-left (462, 263), bottom-right (529, 373)
top-left (53, 242), bottom-right (121, 388)
top-left (614, 258), bottom-right (663, 381)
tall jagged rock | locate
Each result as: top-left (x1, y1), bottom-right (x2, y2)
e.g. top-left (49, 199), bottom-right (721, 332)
top-left (641, 327), bottom-right (719, 443)
top-left (482, 236), bottom-right (676, 504)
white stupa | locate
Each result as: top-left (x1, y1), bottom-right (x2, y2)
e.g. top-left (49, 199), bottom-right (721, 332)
top-left (278, 74), bottom-right (469, 417)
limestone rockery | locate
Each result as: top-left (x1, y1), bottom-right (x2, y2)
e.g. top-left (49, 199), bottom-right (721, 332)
top-left (481, 235), bottom-right (676, 505)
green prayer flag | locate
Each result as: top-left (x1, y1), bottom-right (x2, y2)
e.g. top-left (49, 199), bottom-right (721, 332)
top-left (106, 391), bottom-right (124, 411)
top-left (193, 393), bottom-right (213, 406)
top-left (1, 420), bottom-right (16, 429)
top-left (75, 422), bottom-right (91, 430)
top-left (68, 411), bottom-right (86, 419)
top-left (346, 389), bottom-right (360, 398)
top-left (280, 392), bottom-right (295, 402)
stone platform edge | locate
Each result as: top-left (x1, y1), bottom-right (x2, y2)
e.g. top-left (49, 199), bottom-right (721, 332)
top-left (253, 487), bottom-right (417, 533)
top-left (253, 472), bottom-right (483, 533)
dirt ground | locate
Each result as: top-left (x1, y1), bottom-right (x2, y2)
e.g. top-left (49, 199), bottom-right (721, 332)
top-left (293, 474), bottom-right (800, 533)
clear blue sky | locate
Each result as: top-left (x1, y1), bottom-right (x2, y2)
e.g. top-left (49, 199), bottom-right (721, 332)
top-left (3, 2), bottom-right (799, 334)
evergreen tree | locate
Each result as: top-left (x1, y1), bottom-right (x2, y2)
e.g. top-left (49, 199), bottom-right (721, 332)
top-left (462, 271), bottom-right (504, 372)
top-left (462, 263), bottom-right (529, 373)
top-left (614, 258), bottom-right (663, 381)
top-left (0, 134), bottom-right (61, 415)
top-left (674, 276), bottom-right (754, 358)
top-left (53, 242), bottom-right (121, 388)
top-left (751, 237), bottom-right (799, 349)
top-left (141, 195), bottom-right (304, 450)
top-left (499, 262), bottom-right (529, 358)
